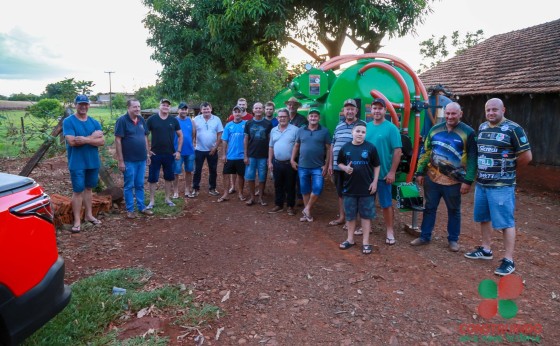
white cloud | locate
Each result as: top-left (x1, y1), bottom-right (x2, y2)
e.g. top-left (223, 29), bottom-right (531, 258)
top-left (0, 28), bottom-right (71, 80)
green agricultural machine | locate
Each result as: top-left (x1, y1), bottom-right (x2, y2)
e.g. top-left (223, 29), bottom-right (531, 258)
top-left (273, 53), bottom-right (428, 233)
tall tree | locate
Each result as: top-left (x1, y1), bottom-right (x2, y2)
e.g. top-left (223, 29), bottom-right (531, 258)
top-left (143, 0), bottom-right (433, 102)
top-left (418, 30), bottom-right (485, 73)
top-left (42, 78), bottom-right (94, 106)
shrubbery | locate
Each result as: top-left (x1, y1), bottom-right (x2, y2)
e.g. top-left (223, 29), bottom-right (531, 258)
top-left (26, 99), bottom-right (64, 119)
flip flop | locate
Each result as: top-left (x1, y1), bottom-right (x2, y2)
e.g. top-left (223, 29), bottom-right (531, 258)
top-left (246, 199), bottom-right (255, 206)
top-left (339, 240), bottom-right (356, 250)
top-left (354, 227), bottom-right (363, 235)
top-left (165, 201), bottom-right (176, 207)
top-left (228, 187), bottom-right (236, 194)
top-left (217, 197), bottom-right (229, 203)
top-left (386, 238), bottom-right (396, 245)
top-left (362, 244), bottom-right (373, 254)
top-left (145, 203), bottom-right (154, 210)
top-left (328, 220), bottom-right (344, 226)
top-left (86, 218), bottom-right (102, 225)
top-left (71, 225), bottom-right (81, 233)
top-left (238, 195), bottom-right (246, 201)
top-left (258, 199), bottom-right (268, 206)
top-left (172, 193), bottom-right (179, 199)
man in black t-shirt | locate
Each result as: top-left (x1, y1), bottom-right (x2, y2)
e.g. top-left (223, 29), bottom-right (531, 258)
top-left (244, 102), bottom-right (273, 206)
top-left (146, 99), bottom-right (182, 209)
top-left (337, 123), bottom-right (380, 255)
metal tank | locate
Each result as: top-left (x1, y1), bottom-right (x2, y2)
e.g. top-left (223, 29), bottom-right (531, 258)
top-left (273, 53), bottom-right (429, 233)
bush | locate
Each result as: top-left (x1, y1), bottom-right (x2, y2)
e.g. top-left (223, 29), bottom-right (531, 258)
top-left (26, 99), bottom-right (64, 119)
top-left (111, 94), bottom-right (127, 110)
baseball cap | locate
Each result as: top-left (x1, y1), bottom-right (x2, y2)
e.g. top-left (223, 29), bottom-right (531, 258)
top-left (343, 99), bottom-right (357, 107)
top-left (371, 98), bottom-right (386, 107)
top-left (178, 102), bottom-right (188, 109)
top-left (160, 98), bottom-right (171, 105)
top-left (308, 108), bottom-right (320, 115)
top-left (74, 94), bottom-right (90, 104)
top-left (233, 105), bottom-right (242, 112)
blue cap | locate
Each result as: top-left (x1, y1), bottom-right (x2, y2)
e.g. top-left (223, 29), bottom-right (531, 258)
top-left (74, 94), bottom-right (90, 104)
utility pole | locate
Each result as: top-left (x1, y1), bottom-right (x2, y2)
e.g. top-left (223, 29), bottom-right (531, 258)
top-left (104, 71), bottom-right (115, 116)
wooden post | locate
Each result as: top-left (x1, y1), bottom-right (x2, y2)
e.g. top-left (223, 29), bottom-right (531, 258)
top-left (20, 117), bottom-right (27, 152)
top-left (18, 108), bottom-right (72, 177)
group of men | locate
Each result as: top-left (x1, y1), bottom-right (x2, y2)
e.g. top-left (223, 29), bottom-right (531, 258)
top-left (63, 93), bottom-right (530, 276)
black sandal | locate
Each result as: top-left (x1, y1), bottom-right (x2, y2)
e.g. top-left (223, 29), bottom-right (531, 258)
top-left (362, 244), bottom-right (373, 254)
top-left (339, 240), bottom-right (356, 250)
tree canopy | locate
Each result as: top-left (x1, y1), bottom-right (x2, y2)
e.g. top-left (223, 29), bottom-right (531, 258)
top-left (418, 29), bottom-right (485, 73)
top-left (143, 0), bottom-right (433, 109)
top-left (42, 78), bottom-right (94, 106)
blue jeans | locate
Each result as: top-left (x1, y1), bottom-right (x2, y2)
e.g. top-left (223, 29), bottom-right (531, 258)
top-left (193, 150), bottom-right (218, 190)
top-left (123, 161), bottom-right (147, 212)
top-left (244, 157), bottom-right (268, 182)
top-left (298, 167), bottom-right (324, 195)
top-left (420, 176), bottom-right (461, 242)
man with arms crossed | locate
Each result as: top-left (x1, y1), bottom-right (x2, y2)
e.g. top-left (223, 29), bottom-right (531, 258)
top-left (63, 95), bottom-right (105, 232)
top-left (465, 98), bottom-right (531, 276)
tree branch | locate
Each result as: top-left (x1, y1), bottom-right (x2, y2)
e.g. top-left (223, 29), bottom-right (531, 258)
top-left (287, 37), bottom-right (322, 61)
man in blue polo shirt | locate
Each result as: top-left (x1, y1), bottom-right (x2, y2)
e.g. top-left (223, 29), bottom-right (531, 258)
top-left (291, 108), bottom-right (331, 222)
top-left (115, 99), bottom-right (153, 219)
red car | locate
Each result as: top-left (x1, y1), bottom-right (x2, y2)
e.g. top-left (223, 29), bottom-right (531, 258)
top-left (0, 173), bottom-right (71, 345)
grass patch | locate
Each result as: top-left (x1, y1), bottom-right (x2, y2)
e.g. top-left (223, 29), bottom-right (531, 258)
top-left (24, 268), bottom-right (219, 345)
top-left (148, 190), bottom-right (186, 216)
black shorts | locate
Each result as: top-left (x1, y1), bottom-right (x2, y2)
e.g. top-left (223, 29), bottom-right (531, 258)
top-left (333, 170), bottom-right (345, 198)
top-left (223, 159), bottom-right (245, 176)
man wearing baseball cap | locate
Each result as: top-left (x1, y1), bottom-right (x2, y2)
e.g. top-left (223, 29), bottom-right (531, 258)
top-left (291, 108), bottom-right (331, 222)
top-left (63, 94), bottom-right (105, 232)
top-left (146, 98), bottom-right (183, 208)
top-left (172, 102), bottom-right (196, 198)
top-left (328, 98), bottom-right (366, 227)
top-left (365, 98), bottom-right (402, 245)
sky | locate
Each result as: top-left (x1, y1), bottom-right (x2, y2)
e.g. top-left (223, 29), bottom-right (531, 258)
top-left (0, 0), bottom-right (558, 96)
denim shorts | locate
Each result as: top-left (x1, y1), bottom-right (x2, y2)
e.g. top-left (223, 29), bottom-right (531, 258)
top-left (376, 180), bottom-right (393, 208)
top-left (343, 195), bottom-right (376, 221)
top-left (70, 168), bottom-right (99, 193)
top-left (473, 184), bottom-right (515, 229)
top-left (148, 154), bottom-right (175, 182)
top-left (298, 167), bottom-right (324, 195)
top-left (174, 154), bottom-right (195, 174)
top-left (244, 157), bottom-right (268, 182)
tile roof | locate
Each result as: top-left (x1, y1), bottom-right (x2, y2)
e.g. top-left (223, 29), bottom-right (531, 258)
top-left (419, 18), bottom-right (560, 95)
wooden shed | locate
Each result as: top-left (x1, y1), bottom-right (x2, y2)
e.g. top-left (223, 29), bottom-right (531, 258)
top-left (420, 19), bottom-right (560, 166)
